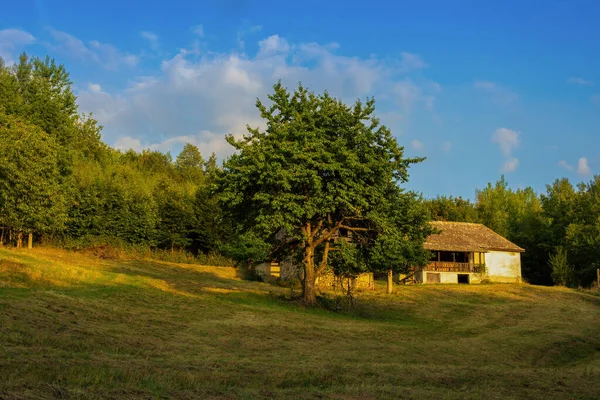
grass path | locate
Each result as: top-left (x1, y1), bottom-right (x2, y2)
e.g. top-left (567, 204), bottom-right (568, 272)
top-left (1, 248), bottom-right (599, 399)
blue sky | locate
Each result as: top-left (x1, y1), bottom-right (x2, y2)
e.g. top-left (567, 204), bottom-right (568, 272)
top-left (1, 0), bottom-right (599, 199)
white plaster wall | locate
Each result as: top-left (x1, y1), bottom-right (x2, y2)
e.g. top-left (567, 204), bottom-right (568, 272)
top-left (485, 251), bottom-right (522, 282)
top-left (422, 272), bottom-right (482, 284)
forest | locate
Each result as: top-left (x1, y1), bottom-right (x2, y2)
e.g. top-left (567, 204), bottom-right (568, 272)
top-left (1, 53), bottom-right (598, 290)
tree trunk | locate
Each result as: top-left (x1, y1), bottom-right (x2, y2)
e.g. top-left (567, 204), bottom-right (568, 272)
top-left (387, 269), bottom-right (393, 294)
top-left (0, 227), bottom-right (4, 246)
top-left (302, 247), bottom-right (317, 305)
top-left (28, 233), bottom-right (33, 249)
top-left (16, 231), bottom-right (23, 249)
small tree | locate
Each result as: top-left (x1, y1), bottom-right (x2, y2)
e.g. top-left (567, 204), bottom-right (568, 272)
top-left (220, 231), bottom-right (270, 270)
top-left (550, 246), bottom-right (573, 287)
top-left (328, 240), bottom-right (367, 301)
top-left (176, 143), bottom-right (205, 183)
top-left (218, 82), bottom-right (427, 305)
top-left (367, 189), bottom-right (434, 294)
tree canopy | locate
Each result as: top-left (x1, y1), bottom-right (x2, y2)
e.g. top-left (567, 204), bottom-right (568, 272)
top-left (218, 82), bottom-right (431, 304)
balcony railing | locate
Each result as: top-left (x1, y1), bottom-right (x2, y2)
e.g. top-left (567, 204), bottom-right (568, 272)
top-left (420, 261), bottom-right (485, 273)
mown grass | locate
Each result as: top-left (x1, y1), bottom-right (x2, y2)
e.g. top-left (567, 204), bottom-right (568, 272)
top-left (0, 247), bottom-right (599, 399)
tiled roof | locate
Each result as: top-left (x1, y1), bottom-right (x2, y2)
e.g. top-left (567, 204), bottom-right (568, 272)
top-left (424, 221), bottom-right (525, 253)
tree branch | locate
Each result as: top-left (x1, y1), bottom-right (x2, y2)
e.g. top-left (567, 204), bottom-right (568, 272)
top-left (340, 225), bottom-right (369, 231)
top-left (316, 240), bottom-right (330, 276)
top-left (314, 217), bottom-right (345, 247)
top-left (309, 219), bottom-right (323, 242)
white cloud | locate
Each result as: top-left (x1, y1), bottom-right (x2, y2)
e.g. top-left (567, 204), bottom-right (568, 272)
top-left (474, 81), bottom-right (496, 91)
top-left (577, 157), bottom-right (591, 176)
top-left (474, 80), bottom-right (519, 105)
top-left (0, 28), bottom-right (36, 63)
top-left (258, 35), bottom-right (290, 55)
top-left (492, 128), bottom-right (520, 172)
top-left (492, 127), bottom-right (519, 156)
top-left (48, 29), bottom-right (98, 62)
top-left (114, 136), bottom-right (145, 152)
top-left (391, 80), bottom-right (436, 114)
top-left (411, 140), bottom-right (424, 150)
top-left (567, 77), bottom-right (593, 86)
top-left (192, 25), bottom-right (204, 37)
top-left (399, 52), bottom-right (428, 72)
top-left (114, 130), bottom-right (228, 156)
top-left (89, 40), bottom-right (138, 69)
top-left (427, 81), bottom-right (442, 92)
top-left (48, 29), bottom-right (137, 70)
top-left (141, 31), bottom-right (159, 51)
top-left (502, 157), bottom-right (519, 173)
top-left (441, 141), bottom-right (452, 152)
top-left (88, 83), bottom-right (102, 93)
top-left (77, 35), bottom-right (439, 158)
top-left (558, 160), bottom-right (574, 171)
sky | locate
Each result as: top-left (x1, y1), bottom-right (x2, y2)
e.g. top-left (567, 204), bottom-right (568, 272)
top-left (1, 0), bottom-right (599, 199)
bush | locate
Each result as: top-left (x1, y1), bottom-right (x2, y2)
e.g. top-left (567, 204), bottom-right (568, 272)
top-left (52, 235), bottom-right (234, 266)
top-left (550, 247), bottom-right (574, 287)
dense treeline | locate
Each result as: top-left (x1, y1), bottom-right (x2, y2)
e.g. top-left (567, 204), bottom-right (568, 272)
top-left (0, 54), bottom-right (231, 262)
top-left (1, 54), bottom-right (598, 288)
top-left (425, 176), bottom-right (600, 287)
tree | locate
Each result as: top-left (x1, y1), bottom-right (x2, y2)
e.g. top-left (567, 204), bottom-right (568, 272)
top-left (204, 152), bottom-right (218, 181)
top-left (549, 246), bottom-right (573, 287)
top-left (560, 176), bottom-right (600, 286)
top-left (190, 186), bottom-right (231, 254)
top-left (0, 112), bottom-right (67, 246)
top-left (9, 54), bottom-right (79, 176)
top-left (475, 176), bottom-right (511, 237)
top-left (176, 143), bottom-right (205, 183)
top-left (155, 181), bottom-right (195, 253)
top-left (67, 159), bottom-right (159, 245)
top-left (328, 240), bottom-right (367, 299)
top-left (366, 189), bottom-right (434, 294)
top-left (218, 82), bottom-right (426, 305)
top-left (425, 195), bottom-right (478, 222)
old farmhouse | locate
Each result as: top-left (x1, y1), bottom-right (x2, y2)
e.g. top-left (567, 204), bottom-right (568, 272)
top-left (256, 221), bottom-right (524, 286)
top-left (417, 221), bottom-right (524, 284)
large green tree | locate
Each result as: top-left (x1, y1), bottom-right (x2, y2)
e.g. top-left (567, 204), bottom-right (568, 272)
top-left (218, 82), bottom-right (427, 304)
top-left (0, 112), bottom-right (67, 246)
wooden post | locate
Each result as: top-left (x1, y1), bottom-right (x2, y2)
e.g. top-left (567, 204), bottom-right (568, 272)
top-left (16, 231), bottom-right (22, 248)
top-left (387, 269), bottom-right (393, 294)
top-left (27, 233), bottom-right (33, 249)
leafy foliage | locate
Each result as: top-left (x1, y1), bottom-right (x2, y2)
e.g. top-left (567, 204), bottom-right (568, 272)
top-left (218, 82), bottom-right (430, 303)
top-left (0, 112), bottom-right (67, 238)
top-left (549, 246), bottom-right (573, 287)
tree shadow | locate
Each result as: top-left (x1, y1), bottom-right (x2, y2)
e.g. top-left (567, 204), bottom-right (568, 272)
top-left (107, 259), bottom-right (277, 298)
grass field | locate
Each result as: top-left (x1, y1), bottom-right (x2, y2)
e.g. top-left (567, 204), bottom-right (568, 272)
top-left (0, 247), bottom-right (599, 399)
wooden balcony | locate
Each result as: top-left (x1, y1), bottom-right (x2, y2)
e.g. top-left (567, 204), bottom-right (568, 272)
top-left (420, 261), bottom-right (484, 273)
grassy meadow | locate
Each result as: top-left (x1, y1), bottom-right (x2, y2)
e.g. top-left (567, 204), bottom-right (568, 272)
top-left (0, 248), bottom-right (599, 399)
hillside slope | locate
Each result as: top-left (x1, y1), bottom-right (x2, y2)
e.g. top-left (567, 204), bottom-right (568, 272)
top-left (1, 248), bottom-right (599, 399)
